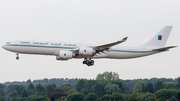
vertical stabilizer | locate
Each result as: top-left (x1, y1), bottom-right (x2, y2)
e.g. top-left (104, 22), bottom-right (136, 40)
top-left (143, 26), bottom-right (173, 47)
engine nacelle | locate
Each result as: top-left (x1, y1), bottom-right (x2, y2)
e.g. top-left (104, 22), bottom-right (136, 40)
top-left (79, 47), bottom-right (95, 56)
top-left (56, 51), bottom-right (75, 60)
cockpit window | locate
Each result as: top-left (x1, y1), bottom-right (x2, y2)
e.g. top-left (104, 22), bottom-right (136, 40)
top-left (7, 42), bottom-right (10, 44)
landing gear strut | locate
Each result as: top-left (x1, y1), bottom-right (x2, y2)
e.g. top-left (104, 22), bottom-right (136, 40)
top-left (16, 53), bottom-right (19, 60)
top-left (83, 58), bottom-right (94, 66)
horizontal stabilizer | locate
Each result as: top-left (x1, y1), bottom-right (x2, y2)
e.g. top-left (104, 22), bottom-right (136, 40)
top-left (153, 46), bottom-right (177, 51)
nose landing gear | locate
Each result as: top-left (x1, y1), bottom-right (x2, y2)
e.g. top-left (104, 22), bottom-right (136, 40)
top-left (83, 58), bottom-right (94, 66)
top-left (16, 53), bottom-right (19, 60)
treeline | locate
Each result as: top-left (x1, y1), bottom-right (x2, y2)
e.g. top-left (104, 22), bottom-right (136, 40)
top-left (0, 72), bottom-right (180, 101)
top-left (4, 78), bottom-right (84, 89)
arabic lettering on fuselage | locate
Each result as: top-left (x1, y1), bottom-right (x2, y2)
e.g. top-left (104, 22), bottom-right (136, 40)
top-left (33, 42), bottom-right (48, 45)
top-left (51, 43), bottom-right (61, 45)
top-left (20, 41), bottom-right (76, 46)
top-left (64, 44), bottom-right (76, 46)
top-left (20, 42), bottom-right (30, 44)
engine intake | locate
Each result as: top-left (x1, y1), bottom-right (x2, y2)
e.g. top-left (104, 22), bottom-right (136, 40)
top-left (56, 51), bottom-right (75, 60)
top-left (79, 47), bottom-right (95, 56)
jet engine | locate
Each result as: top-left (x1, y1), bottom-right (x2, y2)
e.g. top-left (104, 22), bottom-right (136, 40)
top-left (79, 47), bottom-right (95, 56)
top-left (56, 51), bottom-right (75, 60)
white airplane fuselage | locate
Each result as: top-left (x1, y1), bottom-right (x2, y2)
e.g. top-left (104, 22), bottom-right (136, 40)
top-left (2, 40), bottom-right (158, 59)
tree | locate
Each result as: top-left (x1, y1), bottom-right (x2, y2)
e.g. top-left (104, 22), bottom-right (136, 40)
top-left (7, 84), bottom-right (24, 95)
top-left (175, 89), bottom-right (180, 101)
top-left (101, 94), bottom-right (110, 101)
top-left (133, 81), bottom-right (147, 93)
top-left (35, 84), bottom-right (44, 95)
top-left (96, 71), bottom-right (120, 82)
top-left (21, 89), bottom-right (29, 98)
top-left (104, 83), bottom-right (120, 94)
top-left (142, 92), bottom-right (156, 101)
top-left (154, 81), bottom-right (164, 92)
top-left (0, 89), bottom-right (4, 96)
top-left (169, 96), bottom-right (177, 101)
top-left (46, 85), bottom-right (55, 96)
top-left (66, 93), bottom-right (84, 101)
top-left (176, 77), bottom-right (180, 89)
top-left (28, 83), bottom-right (35, 91)
top-left (164, 82), bottom-right (176, 89)
top-left (49, 92), bottom-right (67, 101)
top-left (62, 86), bottom-right (71, 93)
top-left (126, 93), bottom-right (143, 101)
top-left (147, 82), bottom-right (154, 93)
top-left (155, 89), bottom-right (177, 99)
top-left (9, 90), bottom-right (18, 99)
top-left (0, 84), bottom-right (5, 90)
top-left (86, 93), bottom-right (98, 101)
top-left (26, 79), bottom-right (31, 84)
top-left (112, 92), bottom-right (125, 101)
top-left (75, 80), bottom-right (85, 92)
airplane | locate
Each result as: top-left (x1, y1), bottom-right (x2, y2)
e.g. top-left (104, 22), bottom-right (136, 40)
top-left (2, 26), bottom-right (177, 66)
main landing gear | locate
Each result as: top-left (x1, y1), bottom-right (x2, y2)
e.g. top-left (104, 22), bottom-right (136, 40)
top-left (16, 53), bottom-right (19, 60)
top-left (83, 58), bottom-right (94, 66)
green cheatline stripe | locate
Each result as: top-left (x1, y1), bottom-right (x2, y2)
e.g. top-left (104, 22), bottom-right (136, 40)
top-left (109, 50), bottom-right (154, 53)
top-left (5, 44), bottom-right (76, 49)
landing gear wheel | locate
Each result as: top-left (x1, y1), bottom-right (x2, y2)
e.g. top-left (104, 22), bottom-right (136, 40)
top-left (83, 61), bottom-right (86, 64)
top-left (16, 56), bottom-right (19, 60)
top-left (82, 58), bottom-right (95, 66)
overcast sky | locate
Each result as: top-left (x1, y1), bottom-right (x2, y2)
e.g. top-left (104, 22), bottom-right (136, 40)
top-left (0, 0), bottom-right (180, 83)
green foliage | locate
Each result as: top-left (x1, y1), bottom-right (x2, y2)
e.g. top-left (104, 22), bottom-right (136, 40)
top-left (147, 82), bottom-right (154, 93)
top-left (86, 93), bottom-right (98, 101)
top-left (142, 92), bottom-right (156, 101)
top-left (66, 93), bottom-right (84, 101)
top-left (67, 89), bottom-right (77, 95)
top-left (46, 85), bottom-right (55, 96)
top-left (101, 94), bottom-right (110, 101)
top-left (154, 81), bottom-right (164, 92)
top-left (7, 84), bottom-right (24, 95)
top-left (0, 89), bottom-right (4, 96)
top-left (96, 71), bottom-right (120, 82)
top-left (21, 89), bottom-right (29, 98)
top-left (133, 81), bottom-right (147, 93)
top-left (9, 90), bottom-right (18, 98)
top-left (155, 89), bottom-right (177, 99)
top-left (16, 95), bottom-right (48, 101)
top-left (163, 82), bottom-right (176, 89)
top-left (126, 93), bottom-right (143, 101)
top-left (0, 84), bottom-right (5, 90)
top-left (62, 86), bottom-right (71, 93)
top-left (26, 79), bottom-right (32, 84)
top-left (112, 92), bottom-right (125, 101)
top-left (158, 97), bottom-right (166, 101)
top-left (35, 83), bottom-right (44, 95)
top-left (75, 80), bottom-right (85, 92)
top-left (175, 89), bottom-right (180, 101)
top-left (58, 96), bottom-right (66, 101)
top-left (169, 96), bottom-right (177, 101)
top-left (49, 92), bottom-right (67, 101)
top-left (145, 97), bottom-right (156, 101)
top-left (28, 83), bottom-right (35, 91)
top-left (104, 83), bottom-right (120, 94)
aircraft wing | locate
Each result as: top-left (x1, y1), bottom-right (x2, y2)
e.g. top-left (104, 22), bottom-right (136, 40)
top-left (93, 36), bottom-right (128, 52)
top-left (153, 46), bottom-right (177, 51)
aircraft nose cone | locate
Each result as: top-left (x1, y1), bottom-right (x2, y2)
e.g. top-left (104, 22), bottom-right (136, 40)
top-left (2, 45), bottom-right (6, 49)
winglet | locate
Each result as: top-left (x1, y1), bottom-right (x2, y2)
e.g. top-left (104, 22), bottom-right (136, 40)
top-left (122, 36), bottom-right (128, 42)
